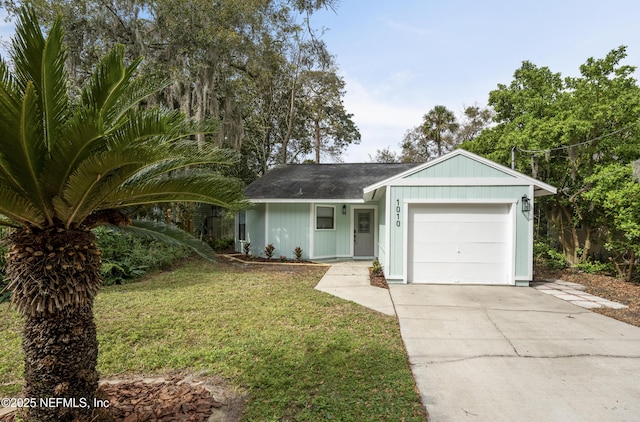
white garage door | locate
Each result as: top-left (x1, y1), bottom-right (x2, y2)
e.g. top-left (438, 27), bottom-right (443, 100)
top-left (407, 203), bottom-right (512, 284)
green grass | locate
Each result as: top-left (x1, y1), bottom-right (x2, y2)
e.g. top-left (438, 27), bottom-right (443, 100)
top-left (0, 259), bottom-right (426, 420)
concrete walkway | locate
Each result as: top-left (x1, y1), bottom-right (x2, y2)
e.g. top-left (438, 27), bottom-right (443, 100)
top-left (314, 261), bottom-right (395, 316)
top-left (315, 262), bottom-right (640, 422)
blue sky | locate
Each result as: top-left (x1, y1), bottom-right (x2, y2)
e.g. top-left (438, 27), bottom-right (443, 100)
top-left (309, 0), bottom-right (640, 161)
top-left (2, 2), bottom-right (640, 162)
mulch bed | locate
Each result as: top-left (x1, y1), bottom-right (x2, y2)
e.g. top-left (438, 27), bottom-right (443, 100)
top-left (0, 374), bottom-right (244, 422)
top-left (223, 253), bottom-right (314, 264)
top-left (369, 269), bottom-right (389, 289)
top-left (537, 268), bottom-right (640, 328)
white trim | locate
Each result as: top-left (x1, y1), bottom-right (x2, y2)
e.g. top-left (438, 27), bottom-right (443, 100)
top-left (313, 254), bottom-right (353, 260)
top-left (309, 203), bottom-right (314, 258)
top-left (388, 177), bottom-right (530, 186)
top-left (351, 205), bottom-right (378, 257)
top-left (314, 204), bottom-right (337, 231)
top-left (405, 199), bottom-right (516, 205)
top-left (248, 198), bottom-right (365, 204)
top-left (264, 203), bottom-right (270, 249)
top-left (383, 189), bottom-right (391, 273)
top-left (364, 149), bottom-right (557, 196)
top-left (526, 184), bottom-right (535, 280)
top-left (403, 200), bottom-right (517, 285)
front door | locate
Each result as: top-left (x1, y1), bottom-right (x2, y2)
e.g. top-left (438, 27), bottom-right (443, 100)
top-left (354, 209), bottom-right (374, 257)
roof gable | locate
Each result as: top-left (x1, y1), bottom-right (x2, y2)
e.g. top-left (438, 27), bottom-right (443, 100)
top-left (364, 149), bottom-right (557, 196)
top-left (404, 153), bottom-right (514, 179)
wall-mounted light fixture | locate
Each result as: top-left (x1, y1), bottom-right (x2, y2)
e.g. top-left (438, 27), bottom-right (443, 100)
top-left (342, 204), bottom-right (347, 215)
top-left (521, 194), bottom-right (531, 212)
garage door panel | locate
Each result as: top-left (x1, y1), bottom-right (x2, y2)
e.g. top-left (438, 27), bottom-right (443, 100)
top-left (412, 262), bottom-right (507, 283)
top-left (414, 222), bottom-right (506, 242)
top-left (408, 203), bottom-right (512, 285)
top-left (411, 242), bottom-right (506, 263)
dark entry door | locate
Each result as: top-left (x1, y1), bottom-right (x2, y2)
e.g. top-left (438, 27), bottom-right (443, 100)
top-left (354, 209), bottom-right (374, 256)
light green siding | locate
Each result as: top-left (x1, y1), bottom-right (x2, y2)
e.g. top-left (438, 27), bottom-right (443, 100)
top-left (266, 203), bottom-right (311, 259)
top-left (377, 191), bottom-right (388, 266)
top-left (243, 204), bottom-right (266, 255)
top-left (386, 185), bottom-right (532, 283)
top-left (313, 203), bottom-right (351, 258)
top-left (407, 154), bottom-right (513, 178)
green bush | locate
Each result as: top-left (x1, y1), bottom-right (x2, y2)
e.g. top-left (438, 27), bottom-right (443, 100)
top-left (572, 260), bottom-right (615, 275)
top-left (94, 227), bottom-right (191, 285)
top-left (371, 258), bottom-right (384, 275)
top-left (534, 241), bottom-right (568, 270)
top-left (210, 236), bottom-right (235, 252)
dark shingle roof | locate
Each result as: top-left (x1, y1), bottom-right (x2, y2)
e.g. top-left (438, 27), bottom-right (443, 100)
top-left (245, 163), bottom-right (420, 200)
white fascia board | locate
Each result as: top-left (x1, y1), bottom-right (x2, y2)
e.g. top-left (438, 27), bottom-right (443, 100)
top-left (388, 178), bottom-right (532, 187)
top-left (247, 198), bottom-right (365, 204)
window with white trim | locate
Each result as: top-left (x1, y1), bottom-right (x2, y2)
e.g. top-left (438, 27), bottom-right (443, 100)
top-left (315, 206), bottom-right (335, 230)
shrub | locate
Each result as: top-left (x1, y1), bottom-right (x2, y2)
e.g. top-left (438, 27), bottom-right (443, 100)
top-left (293, 246), bottom-right (303, 261)
top-left (573, 260), bottom-right (615, 275)
top-left (211, 236), bottom-right (235, 253)
top-left (534, 241), bottom-right (568, 270)
top-left (243, 241), bottom-right (251, 256)
top-left (371, 258), bottom-right (384, 275)
top-left (94, 227), bottom-right (191, 285)
top-left (279, 255), bottom-right (287, 262)
top-left (264, 244), bottom-right (275, 259)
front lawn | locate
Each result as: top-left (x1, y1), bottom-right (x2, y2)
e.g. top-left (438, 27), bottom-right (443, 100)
top-left (0, 259), bottom-right (426, 421)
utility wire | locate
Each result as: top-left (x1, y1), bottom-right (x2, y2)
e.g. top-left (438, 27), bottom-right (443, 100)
top-left (514, 121), bottom-right (640, 154)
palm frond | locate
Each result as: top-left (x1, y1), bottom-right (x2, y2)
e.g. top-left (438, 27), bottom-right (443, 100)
top-left (10, 6), bottom-right (46, 93)
top-left (101, 173), bottom-right (249, 211)
top-left (80, 45), bottom-right (142, 123)
top-left (41, 106), bottom-right (105, 196)
top-left (0, 185), bottom-right (46, 228)
top-left (122, 147), bottom-right (239, 186)
top-left (54, 149), bottom-right (156, 227)
top-left (38, 16), bottom-right (67, 152)
top-left (19, 82), bottom-right (54, 224)
top-left (107, 74), bottom-right (170, 124)
top-left (104, 219), bottom-right (216, 262)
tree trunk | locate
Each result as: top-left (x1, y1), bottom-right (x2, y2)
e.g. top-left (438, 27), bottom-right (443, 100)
top-left (6, 228), bottom-right (108, 422)
top-left (557, 203), bottom-right (579, 265)
top-left (314, 118), bottom-right (321, 163)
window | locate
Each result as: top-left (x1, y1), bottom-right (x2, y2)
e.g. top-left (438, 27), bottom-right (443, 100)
top-left (316, 206), bottom-right (335, 230)
top-left (237, 211), bottom-right (246, 241)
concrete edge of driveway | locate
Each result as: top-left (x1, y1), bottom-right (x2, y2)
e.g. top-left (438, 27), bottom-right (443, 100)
top-left (314, 261), bottom-right (396, 316)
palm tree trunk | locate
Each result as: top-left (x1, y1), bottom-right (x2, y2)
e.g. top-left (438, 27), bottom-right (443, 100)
top-left (6, 228), bottom-right (108, 422)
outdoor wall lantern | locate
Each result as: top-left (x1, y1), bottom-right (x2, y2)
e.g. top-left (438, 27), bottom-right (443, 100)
top-left (342, 204), bottom-right (347, 215)
top-left (521, 194), bottom-right (531, 212)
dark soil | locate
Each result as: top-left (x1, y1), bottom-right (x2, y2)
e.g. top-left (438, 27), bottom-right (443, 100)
top-left (369, 268), bottom-right (389, 289)
top-left (224, 253), bottom-right (311, 264)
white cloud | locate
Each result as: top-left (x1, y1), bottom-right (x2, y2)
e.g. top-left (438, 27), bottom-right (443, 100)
top-left (379, 18), bottom-right (431, 37)
top-left (340, 75), bottom-right (427, 162)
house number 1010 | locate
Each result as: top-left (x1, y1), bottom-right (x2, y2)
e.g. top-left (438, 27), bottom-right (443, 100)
top-left (395, 200), bottom-right (401, 227)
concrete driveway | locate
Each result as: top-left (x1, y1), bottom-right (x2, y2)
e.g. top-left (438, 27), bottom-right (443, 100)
top-left (389, 284), bottom-right (640, 422)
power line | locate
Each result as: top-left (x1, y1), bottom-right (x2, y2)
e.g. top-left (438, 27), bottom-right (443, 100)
top-left (514, 121), bottom-right (640, 154)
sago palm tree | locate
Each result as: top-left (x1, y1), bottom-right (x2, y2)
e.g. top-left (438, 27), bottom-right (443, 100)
top-left (0, 7), bottom-right (246, 421)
